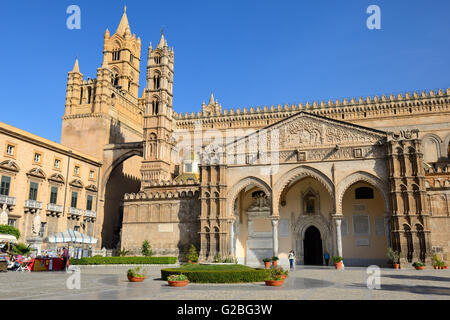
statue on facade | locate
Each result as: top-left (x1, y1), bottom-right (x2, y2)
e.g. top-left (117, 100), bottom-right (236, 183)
top-left (32, 210), bottom-right (42, 237)
top-left (0, 204), bottom-right (8, 225)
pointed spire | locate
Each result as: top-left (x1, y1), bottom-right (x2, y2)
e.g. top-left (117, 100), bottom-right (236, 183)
top-left (104, 28), bottom-right (110, 39)
top-left (116, 6), bottom-right (131, 36)
top-left (158, 28), bottom-right (165, 48)
top-left (72, 57), bottom-right (80, 73)
top-left (209, 92), bottom-right (215, 105)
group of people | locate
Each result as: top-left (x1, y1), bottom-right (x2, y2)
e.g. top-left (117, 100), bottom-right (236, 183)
top-left (4, 246), bottom-right (70, 272)
top-left (287, 250), bottom-right (331, 270)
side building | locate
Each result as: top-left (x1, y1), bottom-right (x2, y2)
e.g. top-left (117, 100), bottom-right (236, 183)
top-left (0, 121), bottom-right (102, 249)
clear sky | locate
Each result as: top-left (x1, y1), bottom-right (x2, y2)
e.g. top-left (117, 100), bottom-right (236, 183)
top-left (1, 0), bottom-right (449, 142)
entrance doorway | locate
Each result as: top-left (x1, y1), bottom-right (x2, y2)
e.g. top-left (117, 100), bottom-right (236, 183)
top-left (304, 226), bottom-right (323, 265)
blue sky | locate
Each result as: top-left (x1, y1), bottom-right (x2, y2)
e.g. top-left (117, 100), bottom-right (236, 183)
top-left (1, 0), bottom-right (449, 142)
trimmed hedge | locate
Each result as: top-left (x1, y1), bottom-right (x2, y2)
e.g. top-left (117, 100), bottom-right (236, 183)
top-left (71, 256), bottom-right (177, 265)
top-left (161, 264), bottom-right (270, 283)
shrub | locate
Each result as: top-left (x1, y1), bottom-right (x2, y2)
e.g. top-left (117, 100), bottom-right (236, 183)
top-left (118, 249), bottom-right (130, 257)
top-left (412, 262), bottom-right (425, 267)
top-left (221, 256), bottom-right (236, 263)
top-left (161, 264), bottom-right (270, 283)
top-left (127, 267), bottom-right (146, 278)
top-left (12, 242), bottom-right (31, 255)
top-left (141, 240), bottom-right (152, 257)
top-left (272, 256), bottom-right (279, 261)
top-left (332, 256), bottom-right (343, 263)
top-left (0, 225), bottom-right (20, 239)
top-left (262, 258), bottom-right (271, 263)
top-left (213, 253), bottom-right (221, 263)
top-left (186, 244), bottom-right (198, 262)
top-left (71, 256), bottom-right (177, 265)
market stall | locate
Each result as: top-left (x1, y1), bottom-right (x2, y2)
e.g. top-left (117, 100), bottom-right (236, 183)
top-left (45, 229), bottom-right (98, 259)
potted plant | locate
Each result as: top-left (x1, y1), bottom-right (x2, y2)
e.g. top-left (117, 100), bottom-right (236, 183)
top-left (186, 244), bottom-right (199, 264)
top-left (433, 255), bottom-right (446, 270)
top-left (271, 266), bottom-right (288, 279)
top-left (264, 275), bottom-right (285, 286)
top-left (272, 256), bottom-right (279, 268)
top-left (412, 262), bottom-right (425, 270)
top-left (387, 248), bottom-right (400, 269)
top-left (332, 256), bottom-right (344, 269)
top-left (127, 267), bottom-right (146, 282)
top-left (262, 258), bottom-right (271, 269)
top-left (168, 274), bottom-right (189, 287)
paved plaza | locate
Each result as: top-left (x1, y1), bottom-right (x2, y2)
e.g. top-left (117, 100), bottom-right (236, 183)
top-left (0, 265), bottom-right (449, 300)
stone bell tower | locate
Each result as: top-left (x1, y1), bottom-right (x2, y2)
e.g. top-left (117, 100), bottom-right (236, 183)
top-left (61, 6), bottom-right (144, 159)
top-left (141, 30), bottom-right (176, 186)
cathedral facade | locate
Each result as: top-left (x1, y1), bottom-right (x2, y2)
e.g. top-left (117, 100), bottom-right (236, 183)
top-left (2, 9), bottom-right (449, 267)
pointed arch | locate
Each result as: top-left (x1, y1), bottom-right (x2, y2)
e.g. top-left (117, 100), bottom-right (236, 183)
top-left (336, 171), bottom-right (389, 214)
top-left (226, 176), bottom-right (272, 218)
top-left (273, 166), bottom-right (334, 216)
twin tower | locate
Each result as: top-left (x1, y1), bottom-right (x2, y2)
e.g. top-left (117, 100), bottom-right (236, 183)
top-left (62, 7), bottom-right (176, 187)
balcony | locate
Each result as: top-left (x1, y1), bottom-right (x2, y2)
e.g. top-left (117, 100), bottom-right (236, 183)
top-left (25, 199), bottom-right (43, 211)
top-left (47, 203), bottom-right (63, 214)
top-left (84, 210), bottom-right (97, 219)
top-left (0, 195), bottom-right (16, 206)
top-left (68, 207), bottom-right (83, 216)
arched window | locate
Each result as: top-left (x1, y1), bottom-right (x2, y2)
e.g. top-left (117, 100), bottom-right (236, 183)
top-left (152, 101), bottom-right (159, 115)
top-left (87, 87), bottom-right (92, 104)
top-left (355, 187), bottom-right (374, 199)
top-left (79, 87), bottom-right (83, 104)
top-left (153, 75), bottom-right (161, 90)
top-left (112, 50), bottom-right (120, 61)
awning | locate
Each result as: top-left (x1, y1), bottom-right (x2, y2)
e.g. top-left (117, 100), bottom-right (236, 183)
top-left (45, 229), bottom-right (97, 244)
top-left (0, 234), bottom-right (18, 243)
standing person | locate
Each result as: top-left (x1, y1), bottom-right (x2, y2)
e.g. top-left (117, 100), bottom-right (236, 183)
top-left (288, 250), bottom-right (296, 271)
top-left (324, 252), bottom-right (330, 266)
top-left (62, 247), bottom-right (69, 271)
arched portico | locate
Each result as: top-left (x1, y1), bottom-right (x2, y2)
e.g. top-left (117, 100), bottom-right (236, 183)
top-left (336, 172), bottom-right (391, 266)
top-left (226, 177), bottom-right (273, 265)
top-left (97, 142), bottom-right (143, 249)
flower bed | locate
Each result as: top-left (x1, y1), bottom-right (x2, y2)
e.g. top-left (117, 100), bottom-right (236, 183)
top-left (161, 264), bottom-right (270, 283)
top-left (71, 256), bottom-right (177, 265)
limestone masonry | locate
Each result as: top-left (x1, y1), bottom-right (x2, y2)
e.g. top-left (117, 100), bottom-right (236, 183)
top-left (1, 8), bottom-right (449, 266)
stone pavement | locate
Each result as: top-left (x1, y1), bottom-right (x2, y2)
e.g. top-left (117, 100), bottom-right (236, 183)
top-left (0, 265), bottom-right (449, 300)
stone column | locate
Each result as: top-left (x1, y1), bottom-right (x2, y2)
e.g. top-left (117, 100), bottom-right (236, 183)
top-left (229, 219), bottom-right (235, 256)
top-left (334, 218), bottom-right (343, 258)
top-left (272, 219), bottom-right (279, 257)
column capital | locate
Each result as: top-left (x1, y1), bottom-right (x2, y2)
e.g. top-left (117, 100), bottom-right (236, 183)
top-left (271, 217), bottom-right (280, 225)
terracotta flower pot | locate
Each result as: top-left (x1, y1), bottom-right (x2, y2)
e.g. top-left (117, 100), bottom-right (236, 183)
top-left (414, 266), bottom-right (425, 270)
top-left (128, 275), bottom-right (146, 282)
top-left (265, 279), bottom-right (284, 286)
top-left (264, 262), bottom-right (271, 269)
top-left (334, 261), bottom-right (343, 269)
top-left (168, 280), bottom-right (189, 287)
top-left (394, 264), bottom-right (400, 269)
top-left (272, 261), bottom-right (278, 268)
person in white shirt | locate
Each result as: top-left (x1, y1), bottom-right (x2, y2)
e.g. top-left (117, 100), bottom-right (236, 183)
top-left (288, 250), bottom-right (296, 270)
